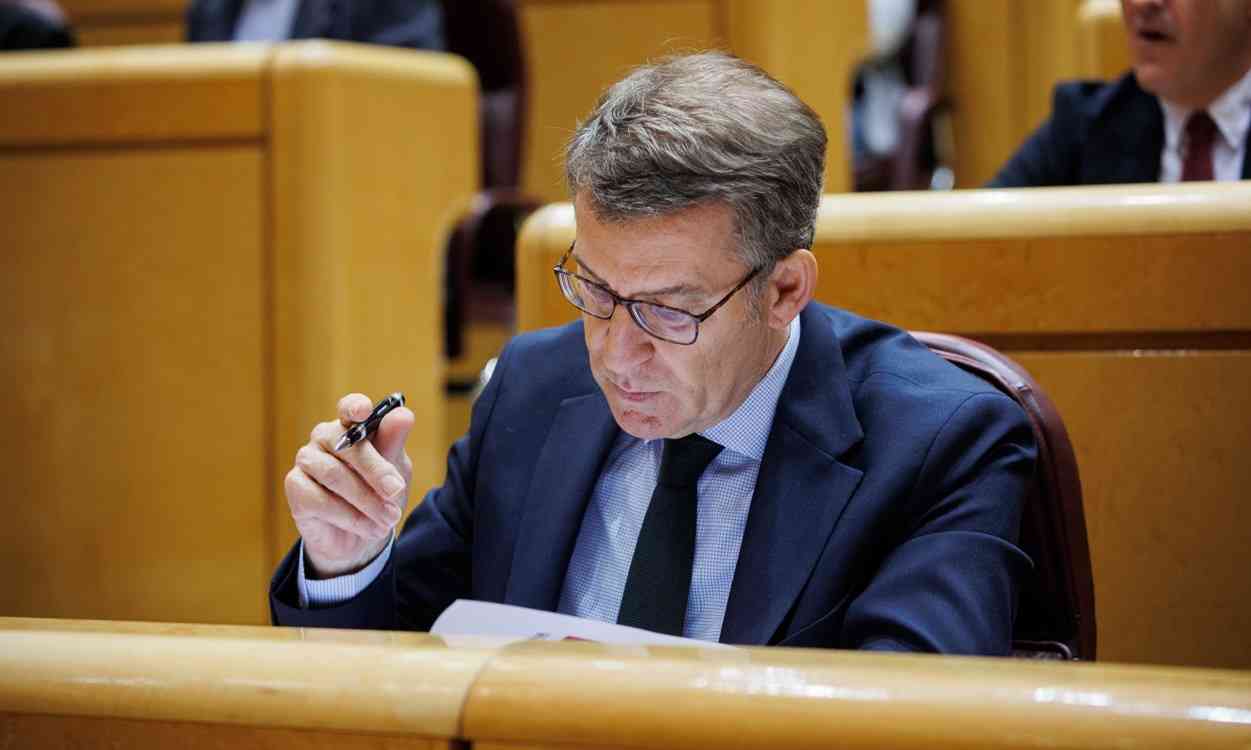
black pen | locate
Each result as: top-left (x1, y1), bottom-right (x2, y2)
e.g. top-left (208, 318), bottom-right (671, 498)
top-left (333, 392), bottom-right (405, 452)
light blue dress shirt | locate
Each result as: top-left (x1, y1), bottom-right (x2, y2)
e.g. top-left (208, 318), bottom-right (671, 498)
top-left (300, 316), bottom-right (802, 642)
top-left (232, 0), bottom-right (299, 41)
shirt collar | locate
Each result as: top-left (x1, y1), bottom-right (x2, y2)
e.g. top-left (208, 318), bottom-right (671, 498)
top-left (697, 314), bottom-right (802, 461)
top-left (1161, 64), bottom-right (1251, 153)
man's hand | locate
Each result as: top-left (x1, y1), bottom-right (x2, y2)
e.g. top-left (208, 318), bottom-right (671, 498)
top-left (284, 393), bottom-right (415, 579)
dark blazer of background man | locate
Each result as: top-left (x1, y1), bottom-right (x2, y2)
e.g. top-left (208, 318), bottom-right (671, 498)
top-left (269, 52), bottom-right (1036, 655)
top-left (186, 0), bottom-right (443, 49)
top-left (990, 0), bottom-right (1251, 187)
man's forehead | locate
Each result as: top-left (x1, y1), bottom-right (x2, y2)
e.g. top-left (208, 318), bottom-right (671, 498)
top-left (571, 245), bottom-right (708, 299)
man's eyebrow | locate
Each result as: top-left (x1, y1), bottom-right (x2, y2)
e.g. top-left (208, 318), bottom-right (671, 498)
top-left (572, 252), bottom-right (703, 300)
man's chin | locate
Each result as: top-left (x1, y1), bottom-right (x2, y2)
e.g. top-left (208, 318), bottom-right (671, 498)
top-left (609, 401), bottom-right (677, 441)
top-left (1131, 61), bottom-right (1171, 96)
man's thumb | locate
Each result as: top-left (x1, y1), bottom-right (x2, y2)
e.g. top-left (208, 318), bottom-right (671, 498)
top-left (373, 406), bottom-right (415, 467)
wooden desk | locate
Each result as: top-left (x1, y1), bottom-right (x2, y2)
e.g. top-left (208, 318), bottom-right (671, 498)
top-left (0, 42), bottom-right (476, 624)
top-left (4, 617), bottom-right (1250, 749)
top-left (514, 183), bottom-right (1251, 669)
top-left (0, 617), bottom-right (497, 749)
top-left (465, 639), bottom-right (1251, 750)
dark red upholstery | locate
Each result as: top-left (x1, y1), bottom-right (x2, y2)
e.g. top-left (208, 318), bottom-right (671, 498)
top-left (912, 332), bottom-right (1097, 660)
top-left (440, 0), bottom-right (541, 359)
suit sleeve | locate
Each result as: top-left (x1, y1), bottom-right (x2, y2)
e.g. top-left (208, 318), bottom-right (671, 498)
top-left (269, 339), bottom-right (512, 629)
top-left (841, 392), bottom-right (1036, 655)
top-left (353, 0), bottom-right (445, 50)
top-left (987, 83), bottom-right (1089, 187)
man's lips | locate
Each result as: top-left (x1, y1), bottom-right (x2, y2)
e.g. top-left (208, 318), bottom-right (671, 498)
top-left (611, 381), bottom-right (659, 402)
top-left (1133, 27), bottom-right (1174, 43)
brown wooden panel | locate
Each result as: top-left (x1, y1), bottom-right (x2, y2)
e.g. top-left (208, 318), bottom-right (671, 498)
top-left (1014, 350), bottom-right (1251, 669)
top-left (815, 232), bottom-right (1251, 334)
top-left (725, 0), bottom-right (868, 194)
top-left (76, 20), bottom-right (184, 47)
top-left (517, 0), bottom-right (722, 203)
top-left (59, 0), bottom-right (186, 19)
top-left (0, 147), bottom-right (268, 624)
top-left (947, 0), bottom-right (1087, 187)
top-left (0, 45), bottom-right (266, 146)
top-left (0, 622), bottom-right (496, 743)
top-left (464, 640), bottom-right (1251, 750)
top-left (267, 42), bottom-right (478, 562)
top-left (0, 715), bottom-right (442, 750)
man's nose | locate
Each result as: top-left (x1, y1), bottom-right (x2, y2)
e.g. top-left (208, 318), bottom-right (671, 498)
top-left (600, 306), bottom-right (652, 372)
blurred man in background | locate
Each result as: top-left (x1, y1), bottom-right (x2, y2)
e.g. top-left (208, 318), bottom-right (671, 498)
top-left (186, 0), bottom-right (442, 49)
top-left (990, 0), bottom-right (1250, 186)
top-left (1, 0), bottom-right (74, 49)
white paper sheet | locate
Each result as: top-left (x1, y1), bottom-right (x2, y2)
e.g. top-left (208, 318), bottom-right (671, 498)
top-left (430, 599), bottom-right (733, 648)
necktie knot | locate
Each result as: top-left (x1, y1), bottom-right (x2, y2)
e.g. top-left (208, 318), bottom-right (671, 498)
top-left (658, 434), bottom-right (723, 489)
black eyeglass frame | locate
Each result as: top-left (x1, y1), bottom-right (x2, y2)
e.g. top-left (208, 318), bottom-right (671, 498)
top-left (552, 242), bottom-right (762, 345)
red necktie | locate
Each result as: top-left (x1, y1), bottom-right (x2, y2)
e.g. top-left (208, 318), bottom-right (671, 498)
top-left (1181, 110), bottom-right (1217, 182)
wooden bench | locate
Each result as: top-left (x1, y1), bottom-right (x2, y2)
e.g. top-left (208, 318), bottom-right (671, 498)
top-left (4, 616), bottom-right (1249, 749)
top-left (0, 42), bottom-right (476, 624)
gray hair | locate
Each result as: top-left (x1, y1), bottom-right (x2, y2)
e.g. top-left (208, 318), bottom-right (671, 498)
top-left (565, 51), bottom-right (827, 275)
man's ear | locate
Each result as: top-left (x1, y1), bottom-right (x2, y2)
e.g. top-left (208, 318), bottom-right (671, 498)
top-left (763, 249), bottom-right (818, 330)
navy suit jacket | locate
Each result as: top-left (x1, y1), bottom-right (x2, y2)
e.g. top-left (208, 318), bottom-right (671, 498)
top-left (272, 304), bottom-right (1036, 655)
top-left (989, 72), bottom-right (1251, 187)
top-left (186, 0), bottom-right (444, 50)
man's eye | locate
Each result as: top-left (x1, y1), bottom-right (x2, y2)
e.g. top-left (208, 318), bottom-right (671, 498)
top-left (645, 305), bottom-right (691, 325)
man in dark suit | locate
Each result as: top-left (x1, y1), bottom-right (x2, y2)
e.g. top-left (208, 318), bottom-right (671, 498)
top-left (272, 51), bottom-right (1036, 654)
top-left (186, 0), bottom-right (442, 49)
top-left (991, 0), bottom-right (1251, 186)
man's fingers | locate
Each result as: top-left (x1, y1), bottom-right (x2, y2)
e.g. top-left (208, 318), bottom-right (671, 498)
top-left (285, 466), bottom-right (390, 541)
top-left (294, 446), bottom-right (400, 529)
top-left (310, 420), bottom-right (407, 508)
top-left (373, 406), bottom-right (415, 470)
top-left (337, 393), bottom-right (374, 426)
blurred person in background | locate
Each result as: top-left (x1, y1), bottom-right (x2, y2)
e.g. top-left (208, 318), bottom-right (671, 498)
top-left (186, 0), bottom-right (443, 50)
top-left (1, 0), bottom-right (74, 49)
top-left (990, 0), bottom-right (1250, 186)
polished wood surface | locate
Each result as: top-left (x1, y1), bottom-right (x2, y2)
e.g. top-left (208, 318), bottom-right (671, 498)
top-left (0, 715), bottom-right (443, 750)
top-left (58, 0), bottom-right (185, 48)
top-left (464, 640), bottom-right (1251, 749)
top-left (4, 618), bottom-right (1250, 750)
top-left (1078, 0), bottom-right (1131, 80)
top-left (0, 45), bottom-right (266, 145)
top-left (0, 618), bottom-right (495, 747)
top-left (514, 183), bottom-right (1251, 669)
top-left (1, 146), bottom-right (270, 624)
top-left (1, 43), bottom-right (476, 624)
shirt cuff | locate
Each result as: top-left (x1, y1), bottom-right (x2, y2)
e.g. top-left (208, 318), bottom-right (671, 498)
top-left (297, 535), bottom-right (394, 609)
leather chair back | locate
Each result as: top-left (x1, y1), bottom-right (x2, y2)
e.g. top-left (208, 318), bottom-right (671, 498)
top-left (912, 331), bottom-right (1097, 660)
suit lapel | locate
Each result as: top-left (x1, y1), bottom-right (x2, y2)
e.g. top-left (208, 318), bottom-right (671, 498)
top-left (289, 0), bottom-right (334, 39)
top-left (196, 0), bottom-right (245, 41)
top-left (1086, 75), bottom-right (1164, 184)
top-left (720, 307), bottom-right (865, 645)
top-left (505, 391), bottom-right (619, 611)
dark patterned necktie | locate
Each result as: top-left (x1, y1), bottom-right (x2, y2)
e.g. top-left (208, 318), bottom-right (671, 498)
top-left (1181, 110), bottom-right (1217, 182)
top-left (617, 433), bottom-right (723, 635)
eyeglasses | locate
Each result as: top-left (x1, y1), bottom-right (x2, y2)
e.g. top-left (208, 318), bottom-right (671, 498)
top-left (553, 242), bottom-right (761, 345)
